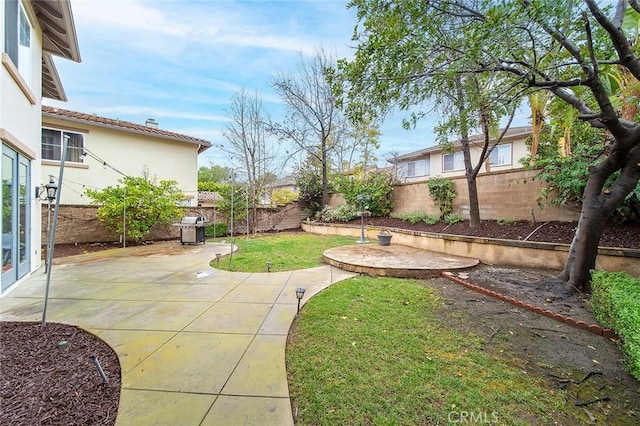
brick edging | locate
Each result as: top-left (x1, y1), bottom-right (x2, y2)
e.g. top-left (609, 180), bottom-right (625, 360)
top-left (439, 271), bottom-right (617, 340)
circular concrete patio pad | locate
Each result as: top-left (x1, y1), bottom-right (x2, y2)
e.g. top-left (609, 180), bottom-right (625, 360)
top-left (323, 244), bottom-right (479, 278)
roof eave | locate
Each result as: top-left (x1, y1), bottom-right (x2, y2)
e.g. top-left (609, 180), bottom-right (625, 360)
top-left (42, 110), bottom-right (213, 148)
top-left (42, 53), bottom-right (67, 101)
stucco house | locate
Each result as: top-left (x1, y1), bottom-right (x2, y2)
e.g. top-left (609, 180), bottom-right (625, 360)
top-left (390, 126), bottom-right (533, 183)
top-left (41, 106), bottom-right (212, 206)
top-left (2, 0), bottom-right (80, 292)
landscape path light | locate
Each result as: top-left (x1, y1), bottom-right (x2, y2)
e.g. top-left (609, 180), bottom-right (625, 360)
top-left (295, 287), bottom-right (306, 314)
top-left (216, 253), bottom-right (221, 263)
top-left (267, 261), bottom-right (272, 272)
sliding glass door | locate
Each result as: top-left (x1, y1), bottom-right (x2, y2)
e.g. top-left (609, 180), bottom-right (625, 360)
top-left (2, 144), bottom-right (31, 292)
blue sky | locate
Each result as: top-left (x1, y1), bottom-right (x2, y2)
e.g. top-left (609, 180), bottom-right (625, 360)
top-left (44, 0), bottom-right (528, 173)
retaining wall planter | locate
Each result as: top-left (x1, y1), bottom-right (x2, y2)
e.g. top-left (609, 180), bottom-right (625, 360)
top-left (302, 221), bottom-right (640, 277)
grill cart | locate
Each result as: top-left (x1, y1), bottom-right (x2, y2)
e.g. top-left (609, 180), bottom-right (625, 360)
top-left (175, 216), bottom-right (206, 244)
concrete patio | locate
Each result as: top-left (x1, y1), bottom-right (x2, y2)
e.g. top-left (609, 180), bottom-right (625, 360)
top-left (0, 242), bottom-right (356, 425)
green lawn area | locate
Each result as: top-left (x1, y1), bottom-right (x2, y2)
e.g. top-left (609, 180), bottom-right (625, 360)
top-left (208, 232), bottom-right (587, 424)
top-left (209, 232), bottom-right (354, 272)
top-left (287, 276), bottom-right (583, 425)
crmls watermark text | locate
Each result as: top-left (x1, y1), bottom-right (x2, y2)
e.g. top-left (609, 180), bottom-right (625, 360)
top-left (448, 411), bottom-right (499, 423)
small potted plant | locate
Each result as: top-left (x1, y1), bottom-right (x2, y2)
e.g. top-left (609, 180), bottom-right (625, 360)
top-left (377, 229), bottom-right (392, 246)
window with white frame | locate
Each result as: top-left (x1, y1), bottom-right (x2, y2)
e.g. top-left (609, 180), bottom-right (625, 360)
top-left (41, 128), bottom-right (85, 163)
top-left (443, 151), bottom-right (464, 172)
top-left (4, 1), bottom-right (33, 85)
top-left (489, 143), bottom-right (512, 166)
top-left (405, 158), bottom-right (430, 177)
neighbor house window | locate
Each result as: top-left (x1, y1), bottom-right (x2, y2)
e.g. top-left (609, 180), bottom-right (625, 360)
top-left (443, 151), bottom-right (464, 172)
top-left (489, 143), bottom-right (512, 166)
top-left (406, 158), bottom-right (430, 177)
top-left (42, 129), bottom-right (85, 163)
top-left (4, 1), bottom-right (32, 85)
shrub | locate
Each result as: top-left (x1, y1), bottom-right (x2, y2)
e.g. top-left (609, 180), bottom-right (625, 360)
top-left (86, 173), bottom-right (185, 243)
top-left (497, 217), bottom-right (516, 226)
top-left (427, 177), bottom-right (457, 219)
top-left (590, 271), bottom-right (640, 380)
top-left (400, 211), bottom-right (429, 224)
top-left (423, 214), bottom-right (440, 225)
top-left (270, 188), bottom-right (299, 205)
top-left (316, 204), bottom-right (359, 222)
top-left (205, 222), bottom-right (228, 238)
top-left (444, 212), bottom-right (463, 225)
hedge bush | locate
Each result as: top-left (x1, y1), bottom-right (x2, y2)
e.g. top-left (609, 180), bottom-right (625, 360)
top-left (205, 222), bottom-right (228, 238)
top-left (590, 271), bottom-right (640, 380)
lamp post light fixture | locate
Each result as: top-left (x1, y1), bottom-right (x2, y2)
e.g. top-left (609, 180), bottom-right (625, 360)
top-left (267, 261), bottom-right (272, 272)
top-left (295, 287), bottom-right (306, 314)
top-left (45, 176), bottom-right (58, 201)
top-left (43, 176), bottom-right (58, 273)
top-left (356, 193), bottom-right (371, 244)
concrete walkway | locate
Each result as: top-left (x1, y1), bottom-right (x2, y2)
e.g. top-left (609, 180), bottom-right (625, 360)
top-left (0, 242), bottom-right (356, 425)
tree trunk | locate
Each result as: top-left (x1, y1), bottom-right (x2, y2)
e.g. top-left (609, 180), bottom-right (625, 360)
top-left (466, 174), bottom-right (481, 228)
top-left (460, 136), bottom-right (481, 228)
top-left (556, 142), bottom-right (640, 293)
top-left (321, 138), bottom-right (329, 206)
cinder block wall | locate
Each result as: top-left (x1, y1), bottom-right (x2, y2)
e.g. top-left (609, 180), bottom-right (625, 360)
top-left (330, 169), bottom-right (580, 222)
top-left (42, 202), bottom-right (308, 245)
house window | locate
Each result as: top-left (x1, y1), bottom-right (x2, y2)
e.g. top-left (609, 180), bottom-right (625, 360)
top-left (42, 129), bottom-right (85, 163)
top-left (443, 152), bottom-right (464, 172)
top-left (406, 158), bottom-right (430, 177)
top-left (489, 143), bottom-right (512, 166)
top-left (4, 1), bottom-right (32, 85)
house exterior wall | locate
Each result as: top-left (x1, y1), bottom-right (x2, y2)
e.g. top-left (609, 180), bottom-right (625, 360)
top-left (1, 0), bottom-right (45, 286)
top-left (396, 134), bottom-right (530, 183)
top-left (41, 117), bottom-right (200, 206)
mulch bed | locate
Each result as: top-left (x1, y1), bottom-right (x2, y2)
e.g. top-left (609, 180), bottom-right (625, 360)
top-left (0, 322), bottom-right (120, 425)
top-left (342, 218), bottom-right (640, 249)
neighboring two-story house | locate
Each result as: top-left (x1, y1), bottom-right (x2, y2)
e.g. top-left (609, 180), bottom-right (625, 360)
top-left (391, 126), bottom-right (533, 183)
top-left (2, 0), bottom-right (80, 292)
top-left (41, 107), bottom-right (212, 206)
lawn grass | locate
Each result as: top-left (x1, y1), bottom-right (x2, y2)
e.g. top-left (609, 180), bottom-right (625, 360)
top-left (208, 232), bottom-right (355, 272)
top-left (287, 276), bottom-right (582, 425)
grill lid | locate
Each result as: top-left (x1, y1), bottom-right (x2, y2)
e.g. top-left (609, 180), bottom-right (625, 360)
top-left (181, 216), bottom-right (204, 224)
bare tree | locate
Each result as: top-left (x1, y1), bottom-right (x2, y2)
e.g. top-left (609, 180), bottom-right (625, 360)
top-left (270, 48), bottom-right (348, 206)
top-left (222, 88), bottom-right (281, 233)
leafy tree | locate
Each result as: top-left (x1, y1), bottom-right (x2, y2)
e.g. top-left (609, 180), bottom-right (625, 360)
top-left (335, 0), bottom-right (640, 293)
top-left (335, 171), bottom-right (396, 217)
top-left (296, 159), bottom-right (325, 217)
top-left (85, 174), bottom-right (186, 243)
top-left (198, 163), bottom-right (231, 184)
top-left (332, 4), bottom-right (518, 228)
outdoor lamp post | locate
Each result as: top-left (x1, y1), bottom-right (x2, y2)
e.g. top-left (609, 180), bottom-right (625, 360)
top-left (44, 177), bottom-right (58, 273)
top-left (45, 176), bottom-right (58, 201)
top-left (295, 287), bottom-right (306, 314)
top-left (356, 193), bottom-right (371, 244)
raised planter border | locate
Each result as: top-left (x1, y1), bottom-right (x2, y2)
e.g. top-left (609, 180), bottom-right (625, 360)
top-left (302, 221), bottom-right (640, 277)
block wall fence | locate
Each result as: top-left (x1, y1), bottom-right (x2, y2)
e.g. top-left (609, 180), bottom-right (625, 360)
top-left (329, 169), bottom-right (580, 223)
top-left (43, 169), bottom-right (579, 245)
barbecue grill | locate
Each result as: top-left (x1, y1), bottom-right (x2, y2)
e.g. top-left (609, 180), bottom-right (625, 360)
top-left (175, 216), bottom-right (206, 244)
